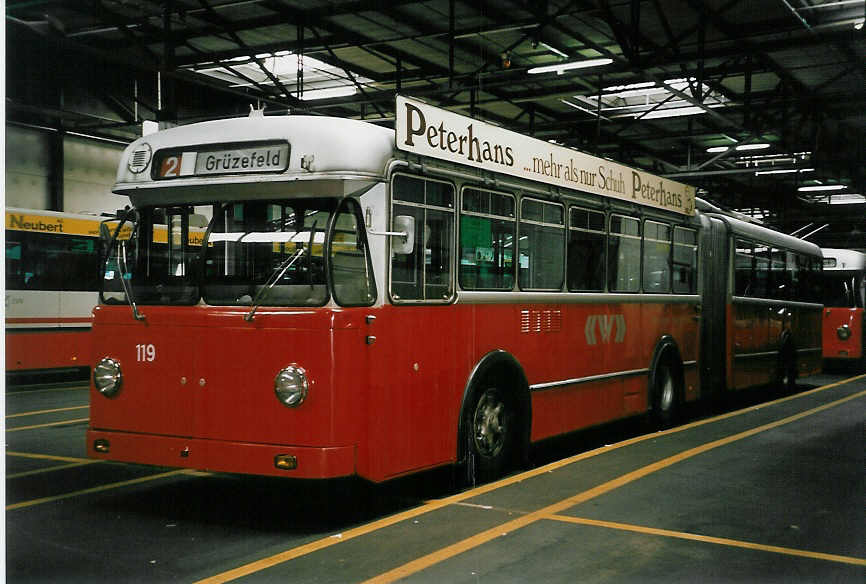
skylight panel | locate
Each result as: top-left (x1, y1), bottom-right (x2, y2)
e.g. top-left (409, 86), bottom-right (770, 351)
top-left (185, 52), bottom-right (374, 100)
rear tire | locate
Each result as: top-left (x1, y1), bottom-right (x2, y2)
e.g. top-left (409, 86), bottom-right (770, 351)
top-left (651, 362), bottom-right (679, 429)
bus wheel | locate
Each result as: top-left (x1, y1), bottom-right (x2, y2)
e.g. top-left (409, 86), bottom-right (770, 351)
top-left (467, 386), bottom-right (516, 484)
top-left (651, 362), bottom-right (678, 429)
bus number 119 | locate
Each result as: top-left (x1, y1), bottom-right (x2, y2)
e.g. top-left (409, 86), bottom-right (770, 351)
top-left (136, 343), bottom-right (156, 362)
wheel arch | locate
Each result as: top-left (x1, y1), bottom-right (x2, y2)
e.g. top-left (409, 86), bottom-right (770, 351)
top-left (457, 349), bottom-right (532, 465)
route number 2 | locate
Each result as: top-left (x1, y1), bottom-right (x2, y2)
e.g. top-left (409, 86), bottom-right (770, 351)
top-left (136, 343), bottom-right (156, 362)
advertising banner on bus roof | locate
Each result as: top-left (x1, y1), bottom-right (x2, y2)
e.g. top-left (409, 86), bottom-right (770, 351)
top-left (396, 95), bottom-right (696, 216)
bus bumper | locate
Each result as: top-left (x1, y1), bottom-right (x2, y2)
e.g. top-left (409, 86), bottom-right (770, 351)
top-left (86, 429), bottom-right (356, 479)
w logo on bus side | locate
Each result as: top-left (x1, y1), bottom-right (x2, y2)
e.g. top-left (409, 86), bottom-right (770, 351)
top-left (584, 314), bottom-right (626, 345)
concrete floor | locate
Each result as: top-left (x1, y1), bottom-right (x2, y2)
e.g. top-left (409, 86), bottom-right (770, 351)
top-left (5, 373), bottom-right (865, 583)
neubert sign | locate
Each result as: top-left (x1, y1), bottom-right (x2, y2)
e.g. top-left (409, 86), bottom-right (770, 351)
top-left (395, 95), bottom-right (695, 216)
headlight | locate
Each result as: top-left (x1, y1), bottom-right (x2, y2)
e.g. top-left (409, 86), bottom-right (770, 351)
top-left (94, 357), bottom-right (122, 397)
top-left (837, 324), bottom-right (852, 340)
top-left (274, 365), bottom-right (308, 407)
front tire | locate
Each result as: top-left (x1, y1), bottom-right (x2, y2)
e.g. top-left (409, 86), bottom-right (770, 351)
top-left (467, 386), bottom-right (516, 484)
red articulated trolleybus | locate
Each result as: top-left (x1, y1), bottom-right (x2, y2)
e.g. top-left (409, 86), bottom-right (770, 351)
top-left (820, 248), bottom-right (866, 369)
top-left (5, 208), bottom-right (105, 381)
top-left (87, 97), bottom-right (823, 483)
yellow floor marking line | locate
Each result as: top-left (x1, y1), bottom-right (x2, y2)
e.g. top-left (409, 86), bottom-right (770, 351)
top-left (547, 515), bottom-right (866, 567)
top-left (6, 385), bottom-right (89, 395)
top-left (363, 388), bottom-right (866, 584)
top-left (6, 469), bottom-right (193, 511)
top-left (8, 461), bottom-right (101, 479)
top-left (6, 405), bottom-right (89, 418)
top-left (6, 451), bottom-right (95, 463)
top-left (6, 418), bottom-right (90, 432)
top-left (196, 378), bottom-right (866, 584)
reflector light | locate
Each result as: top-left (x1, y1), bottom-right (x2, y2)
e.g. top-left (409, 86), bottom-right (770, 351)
top-left (94, 439), bottom-right (110, 453)
top-left (274, 455), bottom-right (298, 470)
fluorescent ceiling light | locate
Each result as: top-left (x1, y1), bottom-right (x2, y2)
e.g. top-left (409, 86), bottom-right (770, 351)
top-left (754, 167), bottom-right (814, 176)
top-left (539, 42), bottom-right (569, 59)
top-left (298, 86), bottom-right (358, 100)
top-left (798, 185), bottom-right (847, 192)
top-left (639, 106), bottom-right (708, 120)
top-left (755, 169), bottom-right (795, 175)
top-left (604, 81), bottom-right (656, 92)
top-left (829, 194), bottom-right (864, 204)
top-left (528, 58), bottom-right (613, 74)
top-left (735, 143), bottom-right (771, 151)
top-left (706, 146), bottom-right (731, 153)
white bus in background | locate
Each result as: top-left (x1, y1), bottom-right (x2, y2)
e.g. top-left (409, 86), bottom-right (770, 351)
top-left (5, 208), bottom-right (106, 383)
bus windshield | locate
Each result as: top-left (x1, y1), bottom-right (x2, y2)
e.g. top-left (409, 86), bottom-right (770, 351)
top-left (820, 272), bottom-right (865, 308)
top-left (101, 198), bottom-right (375, 308)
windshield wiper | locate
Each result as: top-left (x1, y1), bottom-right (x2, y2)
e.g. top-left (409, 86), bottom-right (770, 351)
top-left (243, 247), bottom-right (305, 322)
top-left (101, 210), bottom-right (145, 321)
top-left (117, 241), bottom-right (146, 321)
top-left (244, 219), bottom-right (318, 322)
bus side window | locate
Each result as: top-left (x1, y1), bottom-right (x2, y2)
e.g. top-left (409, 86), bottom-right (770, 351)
top-left (518, 199), bottom-right (564, 291)
top-left (390, 174), bottom-right (454, 302)
top-left (61, 237), bottom-right (100, 291)
top-left (459, 188), bottom-right (515, 291)
top-left (753, 244), bottom-right (770, 298)
top-left (608, 214), bottom-right (640, 293)
top-left (734, 239), bottom-right (754, 296)
top-left (567, 207), bottom-right (605, 292)
top-left (643, 220), bottom-right (671, 293)
top-left (770, 248), bottom-right (788, 299)
top-left (672, 227), bottom-right (697, 294)
top-left (787, 251), bottom-right (800, 300)
top-left (5, 239), bottom-right (25, 290)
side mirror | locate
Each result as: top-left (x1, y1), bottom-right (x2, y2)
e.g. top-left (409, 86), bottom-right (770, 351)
top-left (391, 215), bottom-right (415, 255)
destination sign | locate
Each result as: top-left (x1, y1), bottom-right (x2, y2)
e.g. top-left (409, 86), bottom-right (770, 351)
top-left (156, 142), bottom-right (289, 179)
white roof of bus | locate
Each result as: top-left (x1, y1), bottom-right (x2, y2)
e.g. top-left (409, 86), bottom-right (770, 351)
top-left (115, 115), bottom-right (395, 188)
top-left (821, 248), bottom-right (866, 270)
top-left (708, 211), bottom-right (822, 257)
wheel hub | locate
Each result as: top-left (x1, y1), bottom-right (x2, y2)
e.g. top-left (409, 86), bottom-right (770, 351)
top-left (473, 389), bottom-right (506, 458)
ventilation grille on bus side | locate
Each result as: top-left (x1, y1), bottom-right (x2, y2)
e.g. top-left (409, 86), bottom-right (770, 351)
top-left (520, 309), bottom-right (562, 334)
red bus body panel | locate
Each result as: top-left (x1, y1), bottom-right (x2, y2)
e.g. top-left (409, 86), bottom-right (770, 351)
top-left (6, 326), bottom-right (92, 372)
top-left (728, 301), bottom-right (822, 390)
top-left (88, 299), bottom-right (700, 482)
top-left (823, 307), bottom-right (864, 360)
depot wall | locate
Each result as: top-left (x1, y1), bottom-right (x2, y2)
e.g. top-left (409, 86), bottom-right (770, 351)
top-left (5, 125), bottom-right (129, 213)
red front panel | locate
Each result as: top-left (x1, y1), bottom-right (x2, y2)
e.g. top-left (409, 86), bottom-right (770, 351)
top-left (88, 305), bottom-right (366, 478)
top-left (823, 308), bottom-right (864, 360)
